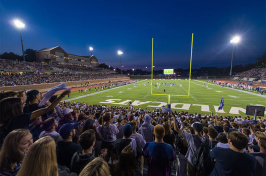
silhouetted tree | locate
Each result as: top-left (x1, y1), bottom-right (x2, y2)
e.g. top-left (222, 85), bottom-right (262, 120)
top-left (0, 52), bottom-right (22, 61)
top-left (25, 49), bottom-right (36, 62)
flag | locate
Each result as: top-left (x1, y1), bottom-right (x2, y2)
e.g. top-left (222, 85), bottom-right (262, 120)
top-left (38, 83), bottom-right (68, 107)
top-left (161, 106), bottom-right (173, 113)
top-left (218, 97), bottom-right (224, 111)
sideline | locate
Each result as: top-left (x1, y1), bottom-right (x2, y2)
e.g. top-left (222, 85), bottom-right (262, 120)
top-left (65, 80), bottom-right (145, 102)
top-left (195, 80), bottom-right (266, 98)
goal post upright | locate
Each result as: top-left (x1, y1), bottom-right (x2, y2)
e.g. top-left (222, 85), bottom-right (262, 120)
top-left (150, 34), bottom-right (194, 109)
top-left (188, 33), bottom-right (194, 97)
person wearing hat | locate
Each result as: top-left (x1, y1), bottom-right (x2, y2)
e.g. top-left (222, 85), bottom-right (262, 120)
top-left (113, 123), bottom-right (142, 159)
top-left (58, 108), bottom-right (75, 128)
top-left (173, 116), bottom-right (209, 176)
top-left (56, 122), bottom-right (82, 169)
top-left (39, 117), bottom-right (62, 143)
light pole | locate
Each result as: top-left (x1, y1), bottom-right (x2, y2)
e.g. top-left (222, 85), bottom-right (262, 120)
top-left (89, 47), bottom-right (93, 56)
top-left (117, 50), bottom-right (123, 75)
top-left (14, 19), bottom-right (25, 62)
top-left (132, 68), bottom-right (134, 75)
top-left (229, 36), bottom-right (240, 76)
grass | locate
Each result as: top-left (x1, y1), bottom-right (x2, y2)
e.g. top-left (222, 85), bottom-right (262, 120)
top-left (63, 79), bottom-right (266, 117)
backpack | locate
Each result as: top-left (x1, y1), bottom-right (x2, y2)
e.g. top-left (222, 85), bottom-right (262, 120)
top-left (191, 135), bottom-right (215, 175)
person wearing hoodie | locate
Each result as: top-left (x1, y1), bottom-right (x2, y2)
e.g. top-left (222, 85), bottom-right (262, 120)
top-left (70, 129), bottom-right (96, 174)
top-left (139, 114), bottom-right (154, 142)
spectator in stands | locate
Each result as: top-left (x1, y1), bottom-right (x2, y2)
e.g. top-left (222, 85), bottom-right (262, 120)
top-left (79, 157), bottom-right (110, 176)
top-left (97, 113), bottom-right (118, 162)
top-left (213, 120), bottom-right (223, 133)
top-left (0, 89), bottom-right (70, 146)
top-left (70, 129), bottom-right (96, 174)
top-left (223, 126), bottom-right (229, 136)
top-left (0, 129), bottom-right (32, 175)
top-left (131, 120), bottom-right (146, 149)
top-left (260, 123), bottom-right (265, 132)
top-left (17, 136), bottom-right (58, 176)
top-left (139, 114), bottom-right (154, 143)
top-left (249, 135), bottom-right (266, 176)
top-left (231, 122), bottom-right (239, 131)
top-left (0, 91), bottom-right (18, 101)
top-left (79, 118), bottom-right (102, 156)
top-left (242, 128), bottom-right (252, 145)
top-left (208, 127), bottom-right (218, 148)
top-left (216, 132), bottom-right (230, 148)
top-left (116, 114), bottom-right (125, 139)
top-left (57, 122), bottom-right (82, 169)
top-left (203, 127), bottom-right (209, 138)
top-left (163, 121), bottom-right (175, 148)
top-left (17, 91), bottom-right (27, 104)
top-left (210, 131), bottom-right (257, 176)
top-left (39, 117), bottom-right (63, 143)
top-left (144, 124), bottom-right (175, 176)
top-left (173, 116), bottom-right (208, 176)
top-left (113, 123), bottom-right (142, 159)
top-left (59, 108), bottom-right (75, 127)
top-left (111, 145), bottom-right (141, 176)
top-left (48, 95), bottom-right (63, 121)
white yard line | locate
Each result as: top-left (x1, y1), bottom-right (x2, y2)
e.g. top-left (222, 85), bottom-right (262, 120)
top-left (195, 80), bottom-right (266, 98)
top-left (178, 81), bottom-right (198, 101)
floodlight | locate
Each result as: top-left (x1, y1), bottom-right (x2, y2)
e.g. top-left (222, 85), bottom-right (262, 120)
top-left (230, 36), bottom-right (240, 44)
top-left (14, 19), bottom-right (25, 29)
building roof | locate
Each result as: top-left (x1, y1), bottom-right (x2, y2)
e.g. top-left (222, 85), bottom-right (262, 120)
top-left (37, 46), bottom-right (60, 52)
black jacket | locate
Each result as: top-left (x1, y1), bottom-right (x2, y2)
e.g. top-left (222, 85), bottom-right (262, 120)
top-left (70, 151), bottom-right (95, 174)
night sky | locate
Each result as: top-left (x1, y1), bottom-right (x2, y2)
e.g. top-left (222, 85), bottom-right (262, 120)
top-left (0, 0), bottom-right (265, 70)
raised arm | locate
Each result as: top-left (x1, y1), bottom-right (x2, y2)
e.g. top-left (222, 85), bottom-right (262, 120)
top-left (172, 113), bottom-right (181, 134)
top-left (30, 89), bottom-right (71, 120)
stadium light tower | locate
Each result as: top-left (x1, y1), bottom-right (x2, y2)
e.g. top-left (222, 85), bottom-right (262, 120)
top-left (118, 50), bottom-right (123, 75)
top-left (229, 36), bottom-right (240, 76)
top-left (89, 47), bottom-right (93, 56)
top-left (14, 19), bottom-right (26, 62)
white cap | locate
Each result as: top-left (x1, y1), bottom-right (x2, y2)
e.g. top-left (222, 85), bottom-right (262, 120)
top-left (63, 108), bottom-right (73, 116)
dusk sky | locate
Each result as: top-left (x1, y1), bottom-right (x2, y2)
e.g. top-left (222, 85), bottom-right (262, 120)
top-left (0, 0), bottom-right (265, 70)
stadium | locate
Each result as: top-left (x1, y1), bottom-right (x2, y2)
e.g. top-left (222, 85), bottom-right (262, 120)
top-left (0, 1), bottom-right (266, 176)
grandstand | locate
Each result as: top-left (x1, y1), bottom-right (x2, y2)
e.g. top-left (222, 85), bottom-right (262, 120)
top-left (233, 68), bottom-right (266, 83)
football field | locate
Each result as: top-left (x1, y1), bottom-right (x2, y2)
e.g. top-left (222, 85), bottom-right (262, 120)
top-left (64, 79), bottom-right (266, 117)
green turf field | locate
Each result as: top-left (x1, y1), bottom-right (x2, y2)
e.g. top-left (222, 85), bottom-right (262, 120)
top-left (64, 80), bottom-right (266, 117)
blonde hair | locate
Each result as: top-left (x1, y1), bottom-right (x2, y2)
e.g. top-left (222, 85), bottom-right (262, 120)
top-left (79, 157), bottom-right (110, 176)
top-left (17, 136), bottom-right (58, 176)
top-left (163, 121), bottom-right (172, 135)
top-left (0, 129), bottom-right (30, 173)
top-left (154, 124), bottom-right (165, 139)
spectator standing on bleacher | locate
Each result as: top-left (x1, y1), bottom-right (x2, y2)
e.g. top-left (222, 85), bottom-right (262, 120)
top-left (210, 131), bottom-right (257, 176)
top-left (173, 116), bottom-right (209, 176)
top-left (139, 114), bottom-right (154, 143)
top-left (143, 124), bottom-right (175, 176)
top-left (57, 122), bottom-right (82, 169)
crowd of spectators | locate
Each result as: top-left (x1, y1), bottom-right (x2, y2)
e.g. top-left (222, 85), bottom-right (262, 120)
top-left (0, 73), bottom-right (125, 87)
top-left (234, 68), bottom-right (266, 80)
top-left (0, 88), bottom-right (265, 176)
top-left (0, 60), bottom-right (114, 73)
top-left (0, 59), bottom-right (121, 87)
